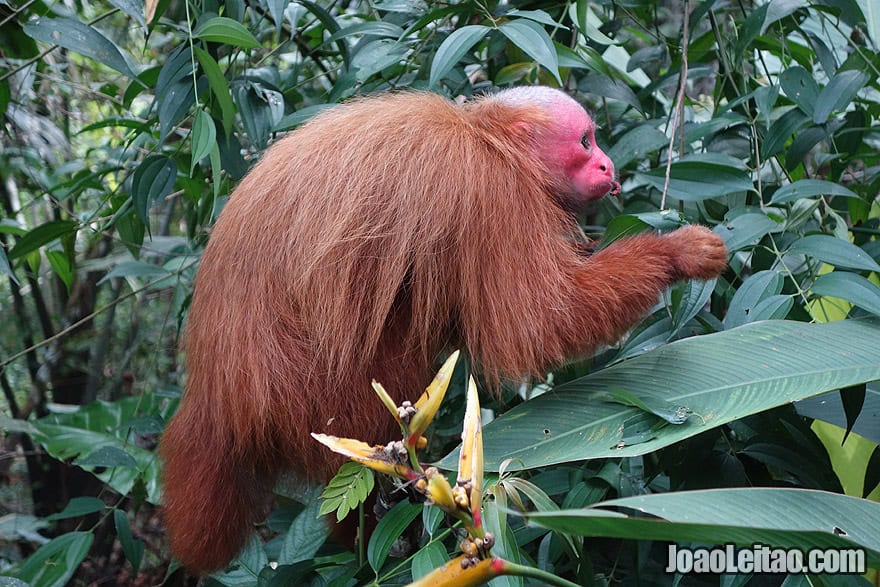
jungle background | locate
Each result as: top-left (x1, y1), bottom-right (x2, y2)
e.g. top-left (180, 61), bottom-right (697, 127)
top-left (1, 0), bottom-right (880, 584)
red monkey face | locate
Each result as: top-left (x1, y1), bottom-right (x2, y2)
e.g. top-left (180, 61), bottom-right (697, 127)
top-left (496, 87), bottom-right (620, 208)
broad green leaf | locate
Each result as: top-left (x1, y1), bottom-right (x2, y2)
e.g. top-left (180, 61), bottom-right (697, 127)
top-left (8, 220), bottom-right (77, 261)
top-left (114, 509), bottom-right (144, 574)
top-left (131, 156), bottom-right (177, 226)
top-left (16, 532), bottom-right (93, 587)
top-left (813, 69), bottom-right (869, 123)
top-left (190, 109), bottom-right (217, 173)
top-left (714, 213), bottom-right (778, 252)
top-left (507, 9), bottom-right (562, 29)
top-left (76, 446), bottom-right (138, 468)
top-left (97, 260), bottom-right (170, 285)
top-left (499, 21), bottom-right (560, 84)
top-left (812, 272), bottom-right (880, 317)
top-left (23, 17), bottom-right (139, 79)
top-left (45, 250), bottom-right (73, 290)
top-left (606, 124), bottom-right (668, 169)
top-left (780, 66), bottom-right (819, 115)
top-left (278, 493), bottom-right (329, 564)
top-left (411, 542), bottom-right (449, 580)
top-left (325, 21), bottom-right (404, 43)
top-left (788, 235), bottom-right (880, 272)
top-left (29, 394), bottom-right (175, 503)
top-left (761, 0), bottom-right (804, 34)
top-left (108, 0), bottom-right (146, 26)
top-left (526, 488), bottom-right (880, 561)
top-left (638, 156), bottom-right (754, 201)
top-left (46, 497), bottom-right (105, 521)
top-left (298, 0), bottom-right (350, 66)
top-left (437, 320), bottom-right (880, 471)
top-left (351, 39), bottom-right (406, 80)
top-left (770, 179), bottom-right (857, 203)
top-left (194, 48), bottom-right (236, 135)
top-left (762, 107), bottom-right (809, 157)
top-left (194, 16), bottom-right (260, 48)
top-left (367, 501), bottom-right (421, 572)
top-left (429, 25), bottom-right (490, 87)
top-left (578, 73), bottom-right (642, 112)
top-left (276, 104), bottom-right (334, 130)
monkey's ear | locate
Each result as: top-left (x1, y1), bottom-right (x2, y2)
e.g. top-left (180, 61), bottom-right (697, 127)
top-left (510, 121), bottom-right (532, 137)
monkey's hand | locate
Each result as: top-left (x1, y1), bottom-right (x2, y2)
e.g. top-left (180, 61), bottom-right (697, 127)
top-left (663, 225), bottom-right (728, 281)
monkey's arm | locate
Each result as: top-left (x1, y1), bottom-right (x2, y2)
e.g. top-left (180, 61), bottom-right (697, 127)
top-left (461, 224), bottom-right (726, 381)
top-left (560, 225), bottom-right (727, 351)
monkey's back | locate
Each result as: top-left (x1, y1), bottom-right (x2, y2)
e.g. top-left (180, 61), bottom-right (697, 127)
top-left (160, 91), bottom-right (574, 573)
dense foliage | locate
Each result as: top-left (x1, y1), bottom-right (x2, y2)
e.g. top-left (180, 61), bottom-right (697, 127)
top-left (1, 0), bottom-right (880, 584)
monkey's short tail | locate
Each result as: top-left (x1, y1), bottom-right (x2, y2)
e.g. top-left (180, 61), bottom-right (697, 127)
top-left (160, 410), bottom-right (273, 575)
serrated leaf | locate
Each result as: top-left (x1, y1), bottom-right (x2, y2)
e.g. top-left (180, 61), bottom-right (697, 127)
top-left (194, 16), bottom-right (260, 48)
top-left (23, 17), bottom-right (138, 79)
top-left (812, 272), bottom-right (880, 317)
top-left (499, 19), bottom-right (560, 84)
top-left (429, 25), bottom-right (490, 87)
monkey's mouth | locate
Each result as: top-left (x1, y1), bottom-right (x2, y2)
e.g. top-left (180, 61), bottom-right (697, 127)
top-left (608, 181), bottom-right (621, 196)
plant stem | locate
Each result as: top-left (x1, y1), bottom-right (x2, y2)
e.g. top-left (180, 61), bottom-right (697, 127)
top-left (501, 561), bottom-right (583, 587)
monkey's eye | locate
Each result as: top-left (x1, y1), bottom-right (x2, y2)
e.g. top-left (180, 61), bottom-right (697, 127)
top-left (580, 133), bottom-right (591, 150)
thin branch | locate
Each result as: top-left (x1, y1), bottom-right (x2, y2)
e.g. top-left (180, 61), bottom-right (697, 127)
top-left (660, 0), bottom-right (690, 210)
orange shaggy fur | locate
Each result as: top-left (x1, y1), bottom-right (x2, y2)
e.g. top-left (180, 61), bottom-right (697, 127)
top-left (159, 91), bottom-right (727, 573)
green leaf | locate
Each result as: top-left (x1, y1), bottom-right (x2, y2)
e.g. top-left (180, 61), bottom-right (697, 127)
top-left (724, 272), bottom-right (783, 332)
top-left (23, 17), bottom-right (139, 79)
top-left (45, 250), bottom-right (73, 290)
top-left (114, 509), bottom-right (144, 574)
top-left (429, 25), bottom-right (490, 87)
top-left (606, 124), bottom-right (668, 169)
top-left (812, 272), bottom-right (880, 317)
top-left (29, 394), bottom-right (175, 503)
top-left (770, 179), bottom-right (858, 203)
top-left (16, 532), bottom-right (93, 587)
top-left (76, 446), bottom-right (138, 468)
top-left (325, 21), bottom-right (404, 43)
top-left (499, 19), bottom-right (561, 84)
top-left (762, 107), bottom-right (809, 157)
top-left (278, 493), bottom-right (330, 565)
top-left (638, 156), bottom-right (754, 201)
top-left (788, 235), bottom-right (880, 272)
top-left (411, 542), bottom-right (449, 580)
top-left (8, 220), bottom-right (77, 261)
top-left (0, 248), bottom-right (14, 283)
top-left (108, 0), bottom-right (146, 27)
top-left (714, 212), bottom-right (778, 252)
top-left (351, 39), bottom-right (406, 80)
top-left (367, 501), bottom-right (421, 572)
top-left (193, 16), bottom-right (260, 48)
top-left (780, 66), bottom-right (819, 115)
top-left (526, 488), bottom-right (880, 561)
top-left (813, 69), bottom-right (869, 124)
top-left (437, 320), bottom-right (880, 471)
top-left (46, 497), bottom-right (105, 521)
top-left (194, 48), bottom-right (236, 136)
top-left (190, 110), bottom-right (217, 173)
top-left (131, 155), bottom-right (177, 226)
